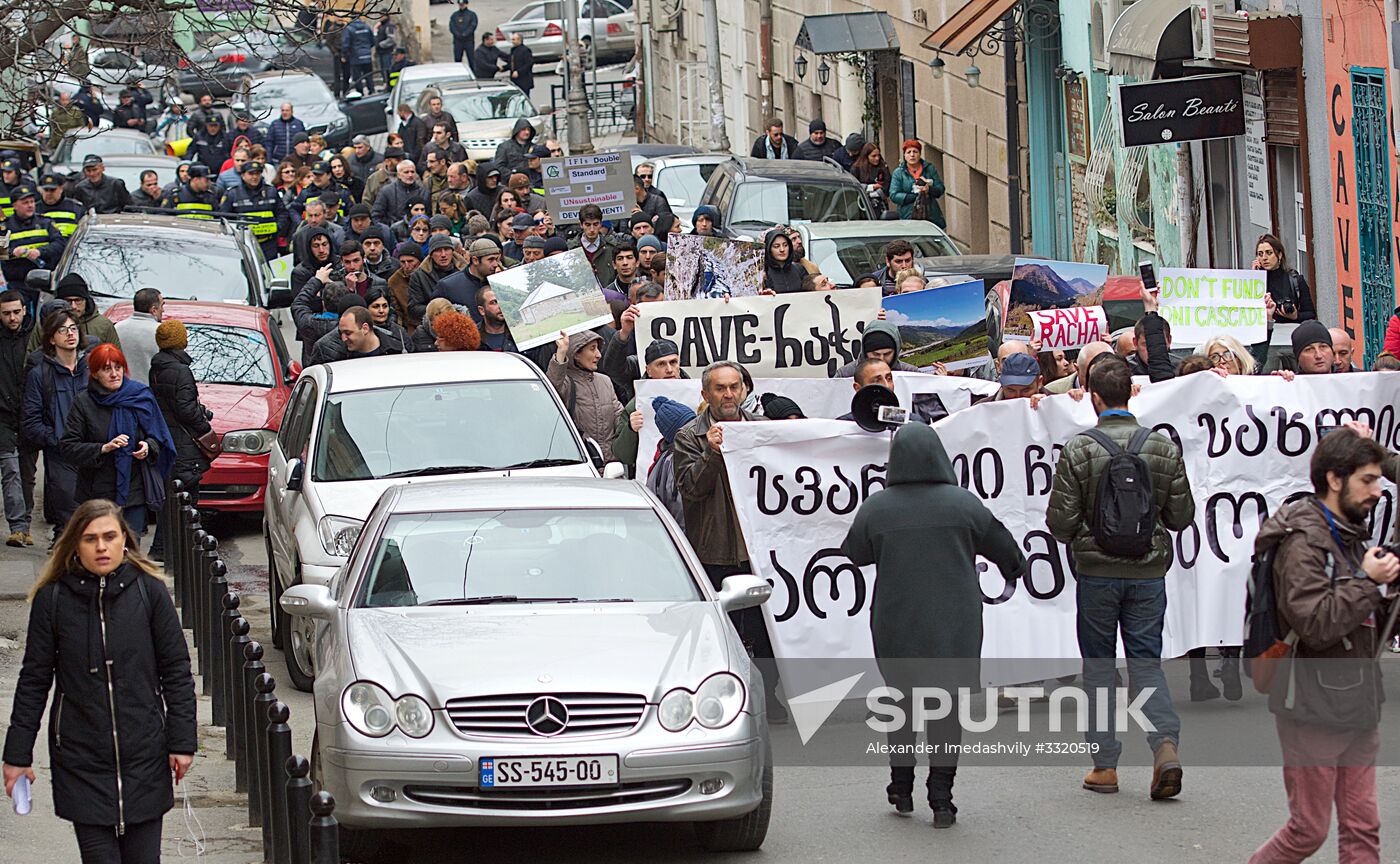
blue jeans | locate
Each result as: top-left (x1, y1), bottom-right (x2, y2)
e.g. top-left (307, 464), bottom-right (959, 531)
top-left (1076, 575), bottom-right (1181, 769)
top-left (0, 446), bottom-right (28, 532)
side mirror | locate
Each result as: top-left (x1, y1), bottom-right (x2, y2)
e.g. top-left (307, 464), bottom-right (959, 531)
top-left (716, 574), bottom-right (771, 613)
top-left (286, 457), bottom-right (305, 492)
top-left (25, 269), bottom-right (52, 294)
top-left (584, 437), bottom-right (605, 471)
top-left (283, 359), bottom-right (302, 386)
top-left (602, 461), bottom-right (626, 480)
top-left (279, 583), bottom-right (336, 620)
top-left (267, 278), bottom-right (292, 309)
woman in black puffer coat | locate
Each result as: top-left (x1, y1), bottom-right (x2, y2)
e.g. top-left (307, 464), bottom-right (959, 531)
top-left (147, 319), bottom-right (213, 558)
top-left (3, 498), bottom-right (197, 863)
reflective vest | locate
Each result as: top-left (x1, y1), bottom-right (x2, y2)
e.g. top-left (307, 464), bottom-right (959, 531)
top-left (0, 194), bottom-right (11, 220)
top-left (37, 200), bottom-right (82, 237)
top-left (172, 184), bottom-right (217, 220)
top-left (245, 209), bottom-right (277, 236)
top-left (7, 220), bottom-right (55, 257)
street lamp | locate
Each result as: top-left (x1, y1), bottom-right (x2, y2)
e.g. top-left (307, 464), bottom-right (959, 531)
top-left (794, 53), bottom-right (808, 80)
top-left (928, 55), bottom-right (946, 79)
top-left (816, 60), bottom-right (831, 86)
top-left (965, 63), bottom-right (981, 88)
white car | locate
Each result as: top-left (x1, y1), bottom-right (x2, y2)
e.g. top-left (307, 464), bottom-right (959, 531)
top-left (264, 351), bottom-right (612, 691)
top-left (794, 220), bottom-right (962, 288)
top-left (282, 477), bottom-right (773, 859)
top-left (496, 0), bottom-right (635, 62)
top-left (384, 62), bottom-right (476, 132)
top-left (420, 82), bottom-right (546, 162)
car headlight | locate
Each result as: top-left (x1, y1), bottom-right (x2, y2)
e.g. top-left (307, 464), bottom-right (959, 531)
top-left (395, 694), bottom-right (434, 738)
top-left (221, 428), bottom-right (276, 455)
top-left (328, 115), bottom-right (349, 133)
top-left (343, 681), bottom-right (396, 737)
top-left (317, 515), bottom-right (363, 557)
top-left (694, 673), bottom-right (745, 729)
top-left (657, 688), bottom-right (694, 732)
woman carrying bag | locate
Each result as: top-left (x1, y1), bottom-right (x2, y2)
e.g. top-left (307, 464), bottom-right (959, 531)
top-left (890, 138), bottom-right (946, 229)
top-left (147, 320), bottom-right (216, 560)
top-left (4, 498), bottom-right (197, 863)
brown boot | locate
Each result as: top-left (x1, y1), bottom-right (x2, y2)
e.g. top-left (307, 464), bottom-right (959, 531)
top-left (1150, 741), bottom-right (1183, 800)
top-left (1083, 767), bottom-right (1118, 793)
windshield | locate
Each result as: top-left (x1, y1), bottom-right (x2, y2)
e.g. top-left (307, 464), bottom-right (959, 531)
top-left (55, 133), bottom-right (153, 163)
top-left (812, 235), bottom-right (961, 284)
top-left (357, 509), bottom-right (701, 607)
top-left (654, 162), bottom-right (720, 210)
top-left (248, 75), bottom-right (334, 113)
top-left (103, 163), bottom-right (176, 193)
top-left (728, 180), bottom-right (872, 227)
top-left (436, 90), bottom-right (536, 122)
top-left (64, 235), bottom-right (252, 304)
top-left (187, 324), bottom-right (274, 387)
top-left (400, 74), bottom-right (470, 113)
top-left (312, 380), bottom-right (585, 482)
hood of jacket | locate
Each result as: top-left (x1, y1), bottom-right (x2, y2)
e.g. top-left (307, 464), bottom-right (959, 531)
top-left (887, 422), bottom-right (957, 486)
top-left (691, 204), bottom-right (721, 230)
top-left (473, 161), bottom-right (499, 193)
top-left (510, 118), bottom-right (537, 142)
top-left (763, 228), bottom-right (792, 272)
top-left (565, 329), bottom-right (603, 365)
top-left (1255, 495), bottom-right (1365, 558)
top-left (859, 318), bottom-right (904, 354)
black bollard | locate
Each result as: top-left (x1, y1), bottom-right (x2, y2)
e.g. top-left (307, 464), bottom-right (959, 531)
top-left (308, 792), bottom-right (339, 864)
top-left (208, 561), bottom-right (228, 721)
top-left (266, 702), bottom-right (294, 864)
top-left (285, 755), bottom-right (313, 864)
top-left (180, 506), bottom-right (199, 626)
top-left (227, 617), bottom-right (251, 776)
top-left (243, 644), bottom-right (267, 829)
top-left (189, 528), bottom-right (207, 652)
top-left (219, 592), bottom-right (241, 730)
top-left (196, 534), bottom-right (218, 678)
top-left (167, 479), bottom-right (183, 597)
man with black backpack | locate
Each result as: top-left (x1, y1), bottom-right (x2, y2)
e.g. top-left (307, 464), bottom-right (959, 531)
top-left (1248, 427), bottom-right (1397, 863)
top-left (1046, 354), bottom-right (1195, 800)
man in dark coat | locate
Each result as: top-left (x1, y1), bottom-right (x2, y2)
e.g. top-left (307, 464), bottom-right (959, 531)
top-left (472, 32), bottom-right (509, 80)
top-left (794, 119), bottom-right (843, 161)
top-left (341, 17), bottom-right (377, 94)
top-left (449, 0), bottom-right (478, 63)
top-left (749, 118), bottom-right (798, 159)
top-left (395, 104), bottom-right (429, 166)
top-left (0, 290), bottom-right (33, 544)
top-left (842, 422), bottom-right (1026, 824)
top-left (265, 104), bottom-right (307, 165)
top-left (73, 156), bottom-right (132, 215)
top-left (493, 118), bottom-right (537, 176)
top-left (189, 114), bottom-right (234, 174)
top-left (508, 32), bottom-right (535, 97)
top-left (465, 161), bottom-right (501, 216)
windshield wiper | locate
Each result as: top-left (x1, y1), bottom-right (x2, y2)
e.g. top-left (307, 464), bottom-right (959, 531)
top-left (424, 595), bottom-right (579, 606)
top-left (500, 458), bottom-right (587, 470)
top-left (558, 598), bottom-right (635, 603)
top-left (379, 464), bottom-right (496, 479)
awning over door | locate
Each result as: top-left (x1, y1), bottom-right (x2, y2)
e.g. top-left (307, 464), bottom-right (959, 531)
top-left (921, 0), bottom-right (1018, 56)
top-left (1107, 0), bottom-right (1194, 80)
top-left (795, 12), bottom-right (900, 54)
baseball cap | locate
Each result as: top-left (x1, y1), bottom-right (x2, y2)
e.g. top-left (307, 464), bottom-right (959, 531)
top-left (484, 166), bottom-right (502, 178)
top-left (311, 161), bottom-right (331, 175)
top-left (0, 158), bottom-right (20, 173)
top-left (239, 161), bottom-right (263, 175)
top-left (38, 172), bottom-right (63, 190)
top-left (347, 203), bottom-right (371, 218)
top-left (82, 154), bottom-right (104, 168)
top-left (188, 164), bottom-right (210, 178)
top-left (511, 212), bottom-right (534, 231)
top-left (1000, 351), bottom-right (1040, 387)
top-left (9, 183), bottom-right (35, 201)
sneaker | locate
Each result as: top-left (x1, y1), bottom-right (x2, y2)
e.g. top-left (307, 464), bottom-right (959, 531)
top-left (6, 531), bottom-right (22, 547)
top-left (1150, 741), bottom-right (1183, 800)
top-left (1390, 637), bottom-right (1400, 654)
top-left (21, 531), bottom-right (33, 546)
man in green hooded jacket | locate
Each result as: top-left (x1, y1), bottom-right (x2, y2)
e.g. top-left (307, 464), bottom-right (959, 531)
top-left (842, 422), bottom-right (1026, 826)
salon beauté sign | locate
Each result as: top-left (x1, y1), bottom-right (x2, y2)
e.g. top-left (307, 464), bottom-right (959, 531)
top-left (1118, 73), bottom-right (1246, 147)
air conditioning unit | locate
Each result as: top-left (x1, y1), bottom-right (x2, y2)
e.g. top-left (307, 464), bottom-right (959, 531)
top-left (653, 0), bottom-right (681, 33)
top-left (1192, 0), bottom-right (1217, 60)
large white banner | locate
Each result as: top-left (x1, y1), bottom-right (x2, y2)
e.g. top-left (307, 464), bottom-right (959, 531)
top-left (634, 288), bottom-right (882, 379)
top-left (720, 373), bottom-right (1400, 664)
top-left (633, 373), bottom-right (999, 476)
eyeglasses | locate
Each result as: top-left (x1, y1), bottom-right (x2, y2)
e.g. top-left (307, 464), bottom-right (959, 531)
top-left (55, 325), bottom-right (79, 335)
top-left (1207, 351), bottom-right (1234, 365)
top-left (637, 172), bottom-right (653, 179)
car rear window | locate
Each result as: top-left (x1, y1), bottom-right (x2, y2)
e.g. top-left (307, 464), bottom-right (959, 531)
top-left (728, 180), bottom-right (871, 227)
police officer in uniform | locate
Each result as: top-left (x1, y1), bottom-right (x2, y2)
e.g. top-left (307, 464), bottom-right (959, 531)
top-left (387, 46), bottom-right (413, 89)
top-left (34, 172), bottom-right (85, 238)
top-left (219, 161), bottom-right (288, 260)
top-left (1, 183), bottom-right (66, 315)
top-left (0, 158), bottom-right (32, 219)
top-left (292, 160), bottom-right (354, 220)
top-left (163, 163), bottom-right (219, 220)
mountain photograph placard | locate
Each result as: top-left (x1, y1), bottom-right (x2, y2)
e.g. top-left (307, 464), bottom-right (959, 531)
top-left (882, 279), bottom-right (990, 372)
top-left (1006, 258), bottom-right (1110, 339)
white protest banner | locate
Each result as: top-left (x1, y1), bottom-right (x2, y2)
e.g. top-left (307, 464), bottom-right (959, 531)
top-left (634, 287), bottom-right (881, 379)
top-left (1157, 267), bottom-right (1268, 347)
top-left (1028, 305), bottom-right (1109, 351)
top-left (487, 247), bottom-right (613, 350)
top-left (633, 373), bottom-right (998, 476)
top-left (541, 152), bottom-right (633, 224)
top-left (720, 373), bottom-right (1400, 671)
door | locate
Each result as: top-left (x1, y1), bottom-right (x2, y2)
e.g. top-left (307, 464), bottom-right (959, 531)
top-left (268, 378), bottom-right (316, 579)
top-left (1351, 69), bottom-right (1393, 368)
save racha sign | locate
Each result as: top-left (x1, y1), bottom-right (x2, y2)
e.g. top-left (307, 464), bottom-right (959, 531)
top-left (1028, 306), bottom-right (1108, 351)
top-left (1118, 74), bottom-right (1245, 147)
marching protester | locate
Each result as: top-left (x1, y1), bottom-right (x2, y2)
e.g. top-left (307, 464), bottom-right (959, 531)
top-left (1271, 321), bottom-right (1335, 380)
top-left (430, 309), bottom-right (481, 352)
top-left (761, 228), bottom-right (814, 294)
top-left (671, 361), bottom-right (787, 723)
top-left (334, 303), bottom-right (401, 361)
top-left (834, 320), bottom-right (920, 376)
top-left (1046, 355), bottom-right (1194, 800)
top-left (3, 498), bottom-right (197, 863)
top-left (112, 289), bottom-right (163, 386)
top-left (1249, 427), bottom-right (1396, 863)
top-left (409, 234), bottom-right (469, 320)
top-left (388, 240), bottom-right (423, 330)
top-left (1329, 328), bottom-right (1359, 372)
top-left (0, 291), bottom-right (31, 547)
top-left (1044, 341), bottom-right (1110, 394)
top-left (609, 337), bottom-right (684, 475)
top-left (22, 309), bottom-right (87, 543)
top-left (834, 358), bottom-right (894, 421)
top-left (842, 421), bottom-right (1026, 825)
top-left (1196, 335), bottom-right (1256, 377)
top-left (147, 319), bottom-right (214, 561)
top-left (412, 297), bottom-right (454, 352)
top-left (644, 396), bottom-right (695, 523)
top-left (474, 288), bottom-right (519, 353)
top-left (35, 276), bottom-right (120, 353)
top-left (548, 330), bottom-right (622, 460)
top-left (59, 344), bottom-right (175, 536)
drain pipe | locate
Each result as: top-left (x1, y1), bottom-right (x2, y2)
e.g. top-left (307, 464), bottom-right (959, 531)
top-left (758, 0), bottom-right (773, 122)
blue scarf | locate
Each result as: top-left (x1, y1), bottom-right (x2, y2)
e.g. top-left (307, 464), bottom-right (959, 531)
top-left (90, 378), bottom-right (177, 507)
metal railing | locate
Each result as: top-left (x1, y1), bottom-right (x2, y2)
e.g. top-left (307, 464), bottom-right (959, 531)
top-left (548, 79), bottom-right (637, 140)
top-left (161, 479), bottom-right (339, 864)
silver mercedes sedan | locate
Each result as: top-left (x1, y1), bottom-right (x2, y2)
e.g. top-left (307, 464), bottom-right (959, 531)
top-left (279, 477), bottom-right (775, 859)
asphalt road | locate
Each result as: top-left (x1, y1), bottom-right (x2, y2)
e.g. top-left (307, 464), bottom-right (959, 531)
top-left (10, 512), bottom-right (1400, 862)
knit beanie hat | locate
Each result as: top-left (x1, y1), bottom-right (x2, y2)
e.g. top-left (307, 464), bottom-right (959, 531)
top-left (861, 328), bottom-right (898, 355)
top-left (652, 396), bottom-right (696, 444)
top-left (1291, 319), bottom-right (1332, 357)
top-left (394, 240), bottom-right (423, 260)
top-left (644, 338), bottom-right (679, 366)
top-left (759, 392), bottom-right (804, 419)
top-left (428, 234), bottom-right (455, 253)
top-left (155, 319), bottom-right (188, 350)
top-left (55, 273), bottom-right (89, 300)
top-left (637, 234), bottom-right (664, 253)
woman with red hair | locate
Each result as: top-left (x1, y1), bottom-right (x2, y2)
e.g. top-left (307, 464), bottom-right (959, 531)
top-left (889, 138), bottom-right (945, 228)
top-left (432, 310), bottom-right (481, 351)
top-left (59, 343), bottom-right (176, 534)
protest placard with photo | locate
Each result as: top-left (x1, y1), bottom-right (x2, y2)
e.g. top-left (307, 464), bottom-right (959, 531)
top-left (634, 287), bottom-right (881, 378)
top-left (1158, 267), bottom-right (1268, 347)
top-left (1005, 258), bottom-right (1109, 338)
top-left (487, 247), bottom-right (613, 350)
top-left (663, 234), bottom-right (765, 300)
top-left (1028, 305), bottom-right (1109, 350)
top-left (882, 280), bottom-right (990, 371)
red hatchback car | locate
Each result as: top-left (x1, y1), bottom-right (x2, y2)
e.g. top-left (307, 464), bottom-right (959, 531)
top-left (106, 301), bottom-right (299, 513)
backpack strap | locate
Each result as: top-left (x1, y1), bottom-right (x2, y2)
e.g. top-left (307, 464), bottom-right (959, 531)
top-left (1081, 427), bottom-right (1121, 456)
top-left (1125, 427), bottom-right (1154, 456)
